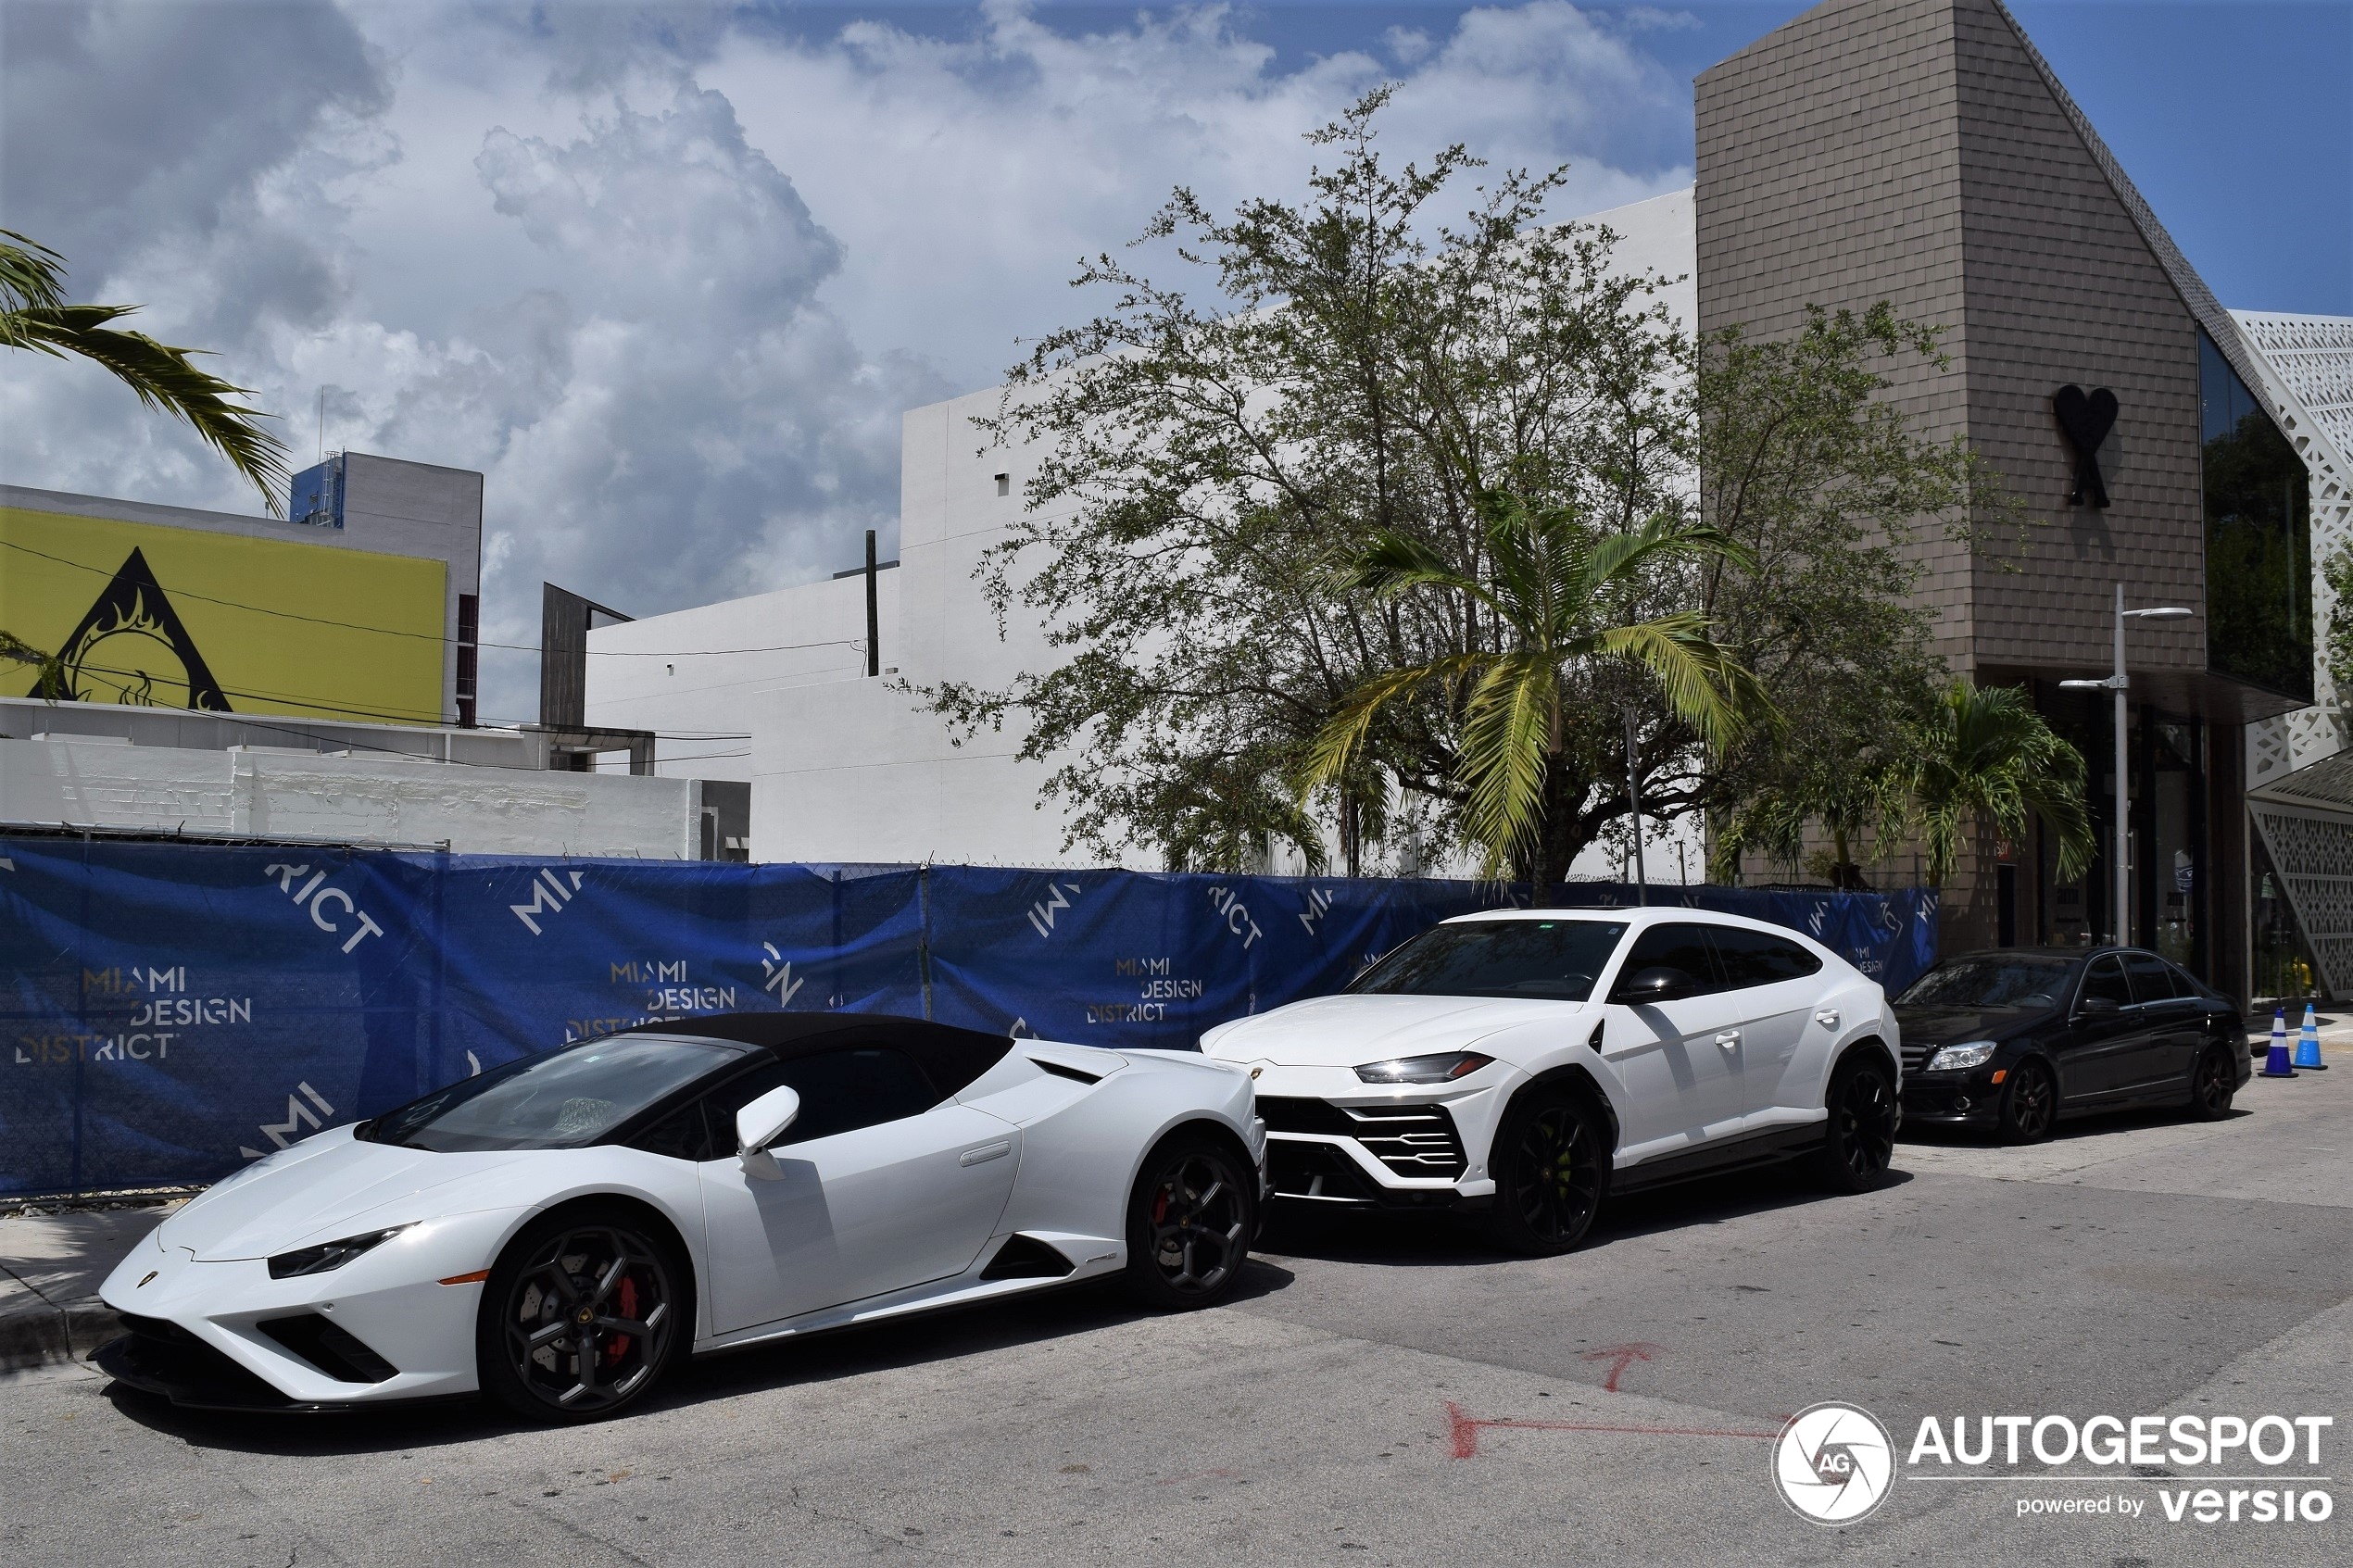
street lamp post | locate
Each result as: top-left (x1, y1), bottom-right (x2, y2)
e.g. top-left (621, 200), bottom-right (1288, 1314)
top-left (2059, 584), bottom-right (2194, 946)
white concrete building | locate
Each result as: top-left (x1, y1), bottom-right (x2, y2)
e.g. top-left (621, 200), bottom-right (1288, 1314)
top-left (585, 192), bottom-right (1707, 875)
top-left (0, 697), bottom-right (717, 859)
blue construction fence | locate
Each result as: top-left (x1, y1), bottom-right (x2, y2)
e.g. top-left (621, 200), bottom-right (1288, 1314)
top-left (0, 834), bottom-right (1936, 1197)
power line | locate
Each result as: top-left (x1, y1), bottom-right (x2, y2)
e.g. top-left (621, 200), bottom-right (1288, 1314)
top-left (0, 538), bottom-right (863, 659)
top-left (10, 665), bottom-right (756, 753)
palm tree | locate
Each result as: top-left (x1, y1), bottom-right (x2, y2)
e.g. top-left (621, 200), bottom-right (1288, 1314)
top-left (1303, 491), bottom-right (1765, 886)
top-left (2, 230), bottom-right (287, 513)
top-left (1897, 678), bottom-right (2094, 886)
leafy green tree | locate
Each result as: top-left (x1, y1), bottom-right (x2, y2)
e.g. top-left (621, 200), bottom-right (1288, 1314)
top-left (1893, 678), bottom-right (2094, 888)
top-left (925, 90), bottom-right (1696, 873)
top-left (1303, 505), bottom-right (1759, 884)
top-left (2318, 543), bottom-right (2353, 700)
top-left (3, 230), bottom-right (287, 512)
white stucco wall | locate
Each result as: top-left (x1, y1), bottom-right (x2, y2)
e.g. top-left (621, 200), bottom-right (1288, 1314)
top-left (582, 569), bottom-right (900, 783)
top-left (0, 736), bottom-right (699, 858)
top-left (747, 384), bottom-right (1085, 865)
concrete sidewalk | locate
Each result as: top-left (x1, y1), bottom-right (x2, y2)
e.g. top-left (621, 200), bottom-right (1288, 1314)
top-left (0, 1202), bottom-right (179, 1373)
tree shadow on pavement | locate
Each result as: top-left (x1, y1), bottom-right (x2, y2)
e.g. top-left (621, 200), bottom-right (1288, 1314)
top-left (94, 1255), bottom-right (1298, 1457)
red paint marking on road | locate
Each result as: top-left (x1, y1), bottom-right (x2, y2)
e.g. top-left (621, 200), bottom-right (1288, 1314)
top-left (1443, 1401), bottom-right (1778, 1460)
top-left (1578, 1341), bottom-right (1663, 1392)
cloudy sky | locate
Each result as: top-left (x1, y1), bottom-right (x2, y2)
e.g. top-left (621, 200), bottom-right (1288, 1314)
top-left (4, 1), bottom-right (2347, 722)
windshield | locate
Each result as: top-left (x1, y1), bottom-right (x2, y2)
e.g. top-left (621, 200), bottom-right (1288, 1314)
top-left (1897, 956), bottom-right (2076, 1010)
top-left (1348, 920), bottom-right (1629, 1000)
top-left (360, 1035), bottom-right (743, 1152)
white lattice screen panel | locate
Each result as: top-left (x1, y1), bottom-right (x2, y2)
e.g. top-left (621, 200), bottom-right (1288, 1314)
top-left (2250, 803), bottom-right (2353, 997)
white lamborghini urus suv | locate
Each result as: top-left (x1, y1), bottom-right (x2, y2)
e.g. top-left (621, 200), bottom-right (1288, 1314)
top-left (1202, 909), bottom-right (1900, 1253)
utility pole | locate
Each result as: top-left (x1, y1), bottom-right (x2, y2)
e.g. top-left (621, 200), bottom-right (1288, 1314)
top-left (2060, 584), bottom-right (2192, 946)
top-left (864, 529), bottom-right (880, 678)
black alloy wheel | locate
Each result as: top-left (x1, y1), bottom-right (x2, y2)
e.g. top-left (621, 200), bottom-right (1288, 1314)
top-left (2186, 1042), bottom-right (2237, 1122)
top-left (1811, 1056), bottom-right (1898, 1193)
top-left (1125, 1135), bottom-right (1254, 1310)
top-left (1487, 1090), bottom-right (1607, 1256)
top-left (1996, 1059), bottom-right (2057, 1145)
top-left (480, 1213), bottom-right (682, 1423)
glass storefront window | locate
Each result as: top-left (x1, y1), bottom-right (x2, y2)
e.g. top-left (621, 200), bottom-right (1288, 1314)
top-left (2201, 330), bottom-right (2312, 702)
top-left (2149, 721), bottom-right (2200, 971)
top-left (2250, 836), bottom-right (2322, 1006)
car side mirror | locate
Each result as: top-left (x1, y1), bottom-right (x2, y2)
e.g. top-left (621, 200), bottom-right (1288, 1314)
top-left (2076, 996), bottom-right (2120, 1018)
top-left (1615, 966), bottom-right (1692, 1004)
top-left (736, 1085), bottom-right (801, 1156)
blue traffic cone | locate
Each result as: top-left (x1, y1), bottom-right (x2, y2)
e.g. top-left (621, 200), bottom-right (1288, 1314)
top-left (2293, 1003), bottom-right (2329, 1071)
top-left (2261, 1008), bottom-right (2298, 1077)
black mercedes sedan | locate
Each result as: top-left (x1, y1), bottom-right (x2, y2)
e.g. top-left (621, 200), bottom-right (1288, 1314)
top-left (1893, 947), bottom-right (2246, 1143)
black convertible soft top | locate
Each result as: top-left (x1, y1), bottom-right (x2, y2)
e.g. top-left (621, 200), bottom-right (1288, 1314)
top-left (625, 1011), bottom-right (1018, 1100)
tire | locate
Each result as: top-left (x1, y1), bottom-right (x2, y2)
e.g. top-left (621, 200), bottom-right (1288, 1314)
top-left (477, 1206), bottom-right (687, 1424)
top-left (1485, 1087), bottom-right (1609, 1256)
top-left (1996, 1058), bottom-right (2057, 1145)
top-left (1809, 1052), bottom-right (1898, 1193)
top-left (1124, 1131), bottom-right (1255, 1311)
top-left (2186, 1041), bottom-right (2237, 1122)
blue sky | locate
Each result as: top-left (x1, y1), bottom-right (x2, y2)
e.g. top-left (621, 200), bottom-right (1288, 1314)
top-left (736, 0), bottom-right (2352, 314)
top-left (4, 2), bottom-right (2346, 719)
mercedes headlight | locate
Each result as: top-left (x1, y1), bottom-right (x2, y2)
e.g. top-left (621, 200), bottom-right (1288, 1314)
top-left (268, 1223), bottom-right (414, 1280)
top-left (1353, 1052), bottom-right (1494, 1085)
top-left (1925, 1041), bottom-right (1998, 1073)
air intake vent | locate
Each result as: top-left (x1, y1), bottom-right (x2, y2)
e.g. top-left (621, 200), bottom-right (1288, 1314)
top-left (257, 1313), bottom-right (398, 1384)
top-left (980, 1235), bottom-right (1076, 1281)
top-left (1031, 1057), bottom-right (1102, 1085)
top-left (1256, 1098), bottom-right (1467, 1179)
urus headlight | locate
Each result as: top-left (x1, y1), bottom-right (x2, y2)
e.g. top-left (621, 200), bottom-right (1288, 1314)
top-left (1353, 1051), bottom-right (1494, 1085)
top-left (268, 1223), bottom-right (414, 1280)
top-left (1925, 1041), bottom-right (1998, 1073)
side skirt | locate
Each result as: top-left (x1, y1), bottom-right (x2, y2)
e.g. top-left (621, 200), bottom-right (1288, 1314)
top-left (691, 1235), bottom-right (1126, 1359)
top-left (1610, 1122), bottom-right (1827, 1195)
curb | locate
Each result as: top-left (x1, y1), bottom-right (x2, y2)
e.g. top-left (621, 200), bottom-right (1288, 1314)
top-left (0, 1298), bottom-right (120, 1374)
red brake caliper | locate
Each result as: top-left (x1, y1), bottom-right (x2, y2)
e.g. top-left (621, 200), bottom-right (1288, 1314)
top-left (606, 1274), bottom-right (637, 1365)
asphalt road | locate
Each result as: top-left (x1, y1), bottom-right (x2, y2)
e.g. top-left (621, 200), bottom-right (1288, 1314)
top-left (5, 1051), bottom-right (2347, 1568)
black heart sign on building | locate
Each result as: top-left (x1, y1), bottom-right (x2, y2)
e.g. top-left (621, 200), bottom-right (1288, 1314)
top-left (2053, 384), bottom-right (2119, 508)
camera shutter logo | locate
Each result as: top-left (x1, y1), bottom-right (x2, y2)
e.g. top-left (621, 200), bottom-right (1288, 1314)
top-left (1774, 1402), bottom-right (1895, 1524)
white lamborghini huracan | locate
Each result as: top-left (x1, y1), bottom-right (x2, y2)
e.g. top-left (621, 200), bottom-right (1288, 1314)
top-left (1202, 908), bottom-right (1899, 1254)
top-left (96, 1014), bottom-right (1265, 1422)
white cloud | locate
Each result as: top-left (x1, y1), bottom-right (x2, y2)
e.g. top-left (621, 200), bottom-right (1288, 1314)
top-left (1, 1), bottom-right (1693, 721)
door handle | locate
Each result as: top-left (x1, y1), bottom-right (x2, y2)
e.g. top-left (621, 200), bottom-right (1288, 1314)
top-left (1815, 1009), bottom-right (1840, 1030)
top-left (959, 1140), bottom-right (1012, 1167)
top-left (1714, 1031), bottom-right (1742, 1048)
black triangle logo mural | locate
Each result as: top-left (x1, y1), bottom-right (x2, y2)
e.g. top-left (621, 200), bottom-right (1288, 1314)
top-left (37, 548), bottom-right (233, 711)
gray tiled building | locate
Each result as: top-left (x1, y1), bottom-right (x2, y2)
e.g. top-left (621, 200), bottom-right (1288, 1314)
top-left (1695, 0), bottom-right (2330, 1002)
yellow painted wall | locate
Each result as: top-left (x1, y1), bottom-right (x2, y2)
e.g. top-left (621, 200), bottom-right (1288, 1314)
top-left (1, 506), bottom-right (447, 724)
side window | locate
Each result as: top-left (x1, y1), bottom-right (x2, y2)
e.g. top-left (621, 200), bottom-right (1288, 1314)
top-left (630, 1100), bottom-right (714, 1162)
top-left (2167, 961), bottom-right (2214, 1002)
top-left (1709, 927), bottom-right (1825, 987)
top-left (1614, 923), bottom-right (1726, 998)
top-left (771, 1047), bottom-right (940, 1145)
top-left (2079, 957), bottom-right (2132, 1010)
top-left (2122, 952), bottom-right (2183, 1005)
